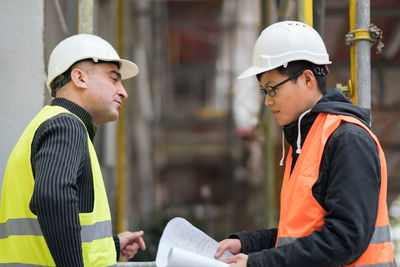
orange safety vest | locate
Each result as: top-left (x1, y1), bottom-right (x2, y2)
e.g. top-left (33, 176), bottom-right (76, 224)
top-left (276, 113), bottom-right (395, 266)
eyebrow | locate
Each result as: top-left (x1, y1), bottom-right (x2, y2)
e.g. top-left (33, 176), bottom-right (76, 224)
top-left (109, 70), bottom-right (122, 79)
top-left (261, 80), bottom-right (273, 87)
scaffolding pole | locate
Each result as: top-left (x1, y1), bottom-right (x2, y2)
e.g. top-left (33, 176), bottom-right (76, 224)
top-left (355, 0), bottom-right (371, 109)
top-left (349, 0), bottom-right (357, 104)
top-left (260, 0), bottom-right (278, 229)
top-left (78, 0), bottom-right (93, 34)
top-left (116, 0), bottom-right (127, 236)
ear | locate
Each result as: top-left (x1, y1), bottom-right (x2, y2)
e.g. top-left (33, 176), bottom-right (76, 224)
top-left (70, 68), bottom-right (88, 89)
top-left (302, 69), bottom-right (316, 89)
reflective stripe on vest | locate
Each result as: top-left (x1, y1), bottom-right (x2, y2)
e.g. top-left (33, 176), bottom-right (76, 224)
top-left (0, 263), bottom-right (54, 267)
top-left (276, 113), bottom-right (395, 266)
top-left (0, 218), bottom-right (112, 242)
top-left (277, 225), bottom-right (392, 247)
top-left (0, 105), bottom-right (116, 266)
top-left (355, 262), bottom-right (397, 267)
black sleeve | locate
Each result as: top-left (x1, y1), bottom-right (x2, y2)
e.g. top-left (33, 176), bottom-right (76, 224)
top-left (246, 123), bottom-right (381, 267)
top-left (114, 234), bottom-right (120, 261)
top-left (29, 114), bottom-right (87, 267)
top-left (229, 229), bottom-right (278, 253)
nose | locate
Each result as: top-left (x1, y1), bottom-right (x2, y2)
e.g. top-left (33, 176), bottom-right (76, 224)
top-left (118, 84), bottom-right (128, 99)
top-left (264, 94), bottom-right (273, 106)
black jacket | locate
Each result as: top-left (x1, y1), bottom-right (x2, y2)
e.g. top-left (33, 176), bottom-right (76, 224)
top-left (231, 88), bottom-right (382, 266)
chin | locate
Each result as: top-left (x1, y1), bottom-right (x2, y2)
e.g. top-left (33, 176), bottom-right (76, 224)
top-left (108, 111), bottom-right (119, 121)
top-left (276, 119), bottom-right (286, 126)
top-left (277, 116), bottom-right (294, 126)
top-left (112, 114), bottom-right (120, 122)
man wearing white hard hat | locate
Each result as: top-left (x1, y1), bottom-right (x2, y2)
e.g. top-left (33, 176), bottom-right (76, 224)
top-left (214, 21), bottom-right (395, 266)
top-left (0, 34), bottom-right (146, 266)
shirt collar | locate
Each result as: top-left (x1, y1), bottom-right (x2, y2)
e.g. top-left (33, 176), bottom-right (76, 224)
top-left (51, 98), bottom-right (97, 140)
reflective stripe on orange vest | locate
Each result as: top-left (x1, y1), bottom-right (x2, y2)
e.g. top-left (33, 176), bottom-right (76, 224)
top-left (276, 113), bottom-right (395, 266)
top-left (277, 225), bottom-right (392, 247)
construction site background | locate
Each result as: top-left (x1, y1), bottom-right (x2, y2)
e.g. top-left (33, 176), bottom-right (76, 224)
top-left (1, 0), bottom-right (400, 263)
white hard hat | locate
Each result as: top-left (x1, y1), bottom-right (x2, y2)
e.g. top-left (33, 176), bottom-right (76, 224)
top-left (238, 21), bottom-right (331, 79)
top-left (47, 34), bottom-right (139, 89)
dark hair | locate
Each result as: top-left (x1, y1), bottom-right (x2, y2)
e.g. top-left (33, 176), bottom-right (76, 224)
top-left (256, 60), bottom-right (328, 95)
top-left (50, 59), bottom-right (120, 97)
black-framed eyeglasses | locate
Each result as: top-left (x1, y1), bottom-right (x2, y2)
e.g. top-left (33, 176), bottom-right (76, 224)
top-left (259, 70), bottom-right (304, 97)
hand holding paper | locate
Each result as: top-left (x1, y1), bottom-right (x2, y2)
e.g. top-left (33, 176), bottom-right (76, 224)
top-left (155, 217), bottom-right (233, 267)
top-left (215, 238), bottom-right (242, 258)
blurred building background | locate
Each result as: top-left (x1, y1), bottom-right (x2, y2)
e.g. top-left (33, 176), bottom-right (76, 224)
top-left (1, 0), bottom-right (400, 262)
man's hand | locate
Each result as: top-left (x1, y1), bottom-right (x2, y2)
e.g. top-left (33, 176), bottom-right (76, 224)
top-left (214, 238), bottom-right (242, 258)
top-left (223, 253), bottom-right (248, 267)
top-left (118, 230), bottom-right (146, 259)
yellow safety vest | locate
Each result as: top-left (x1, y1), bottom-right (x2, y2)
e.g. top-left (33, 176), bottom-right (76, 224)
top-left (0, 105), bottom-right (116, 266)
top-left (276, 113), bottom-right (395, 266)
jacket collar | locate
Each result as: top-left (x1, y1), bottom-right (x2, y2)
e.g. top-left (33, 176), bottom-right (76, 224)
top-left (283, 111), bottom-right (318, 152)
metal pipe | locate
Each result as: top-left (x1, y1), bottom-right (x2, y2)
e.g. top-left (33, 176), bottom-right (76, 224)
top-left (78, 0), bottom-right (93, 34)
top-left (297, 0), bottom-right (313, 26)
top-left (53, 0), bottom-right (69, 35)
top-left (349, 0), bottom-right (357, 104)
top-left (355, 0), bottom-right (371, 109)
top-left (260, 0), bottom-right (278, 229)
top-left (116, 0), bottom-right (127, 235)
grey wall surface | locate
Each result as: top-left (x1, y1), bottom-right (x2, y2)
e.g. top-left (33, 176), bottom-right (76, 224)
top-left (0, 0), bottom-right (45, 197)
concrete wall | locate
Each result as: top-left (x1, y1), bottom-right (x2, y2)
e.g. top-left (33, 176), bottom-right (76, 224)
top-left (0, 0), bottom-right (45, 197)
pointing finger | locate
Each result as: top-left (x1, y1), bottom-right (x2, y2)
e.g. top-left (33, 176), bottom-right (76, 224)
top-left (130, 230), bottom-right (144, 240)
top-left (138, 236), bottom-right (146, 250)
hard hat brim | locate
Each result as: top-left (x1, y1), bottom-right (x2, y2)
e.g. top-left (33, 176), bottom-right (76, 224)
top-left (118, 59), bottom-right (139, 80)
top-left (237, 59), bottom-right (332, 80)
top-left (237, 66), bottom-right (270, 80)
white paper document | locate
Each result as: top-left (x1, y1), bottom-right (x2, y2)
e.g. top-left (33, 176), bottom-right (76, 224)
top-left (155, 217), bottom-right (233, 267)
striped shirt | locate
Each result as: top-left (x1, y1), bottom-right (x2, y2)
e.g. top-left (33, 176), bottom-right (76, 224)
top-left (29, 98), bottom-right (119, 266)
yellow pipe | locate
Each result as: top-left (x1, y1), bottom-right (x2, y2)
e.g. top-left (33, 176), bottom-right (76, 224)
top-left (349, 0), bottom-right (357, 104)
top-left (298, 0), bottom-right (313, 27)
top-left (78, 0), bottom-right (93, 34)
top-left (116, 0), bottom-right (127, 236)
